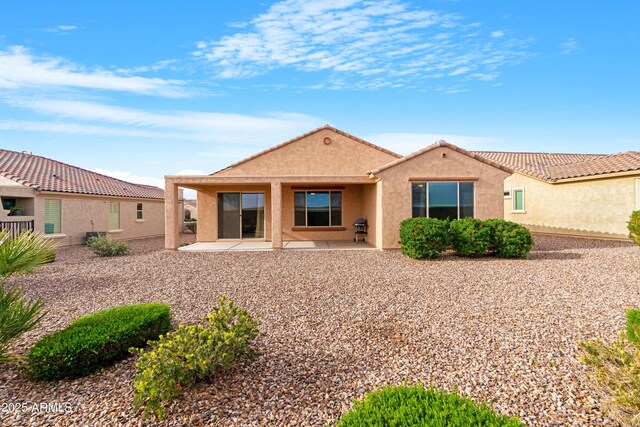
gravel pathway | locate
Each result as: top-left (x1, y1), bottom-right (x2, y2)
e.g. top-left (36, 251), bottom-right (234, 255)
top-left (1, 235), bottom-right (638, 426)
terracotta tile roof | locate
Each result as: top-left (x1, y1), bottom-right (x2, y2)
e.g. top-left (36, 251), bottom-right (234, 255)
top-left (474, 151), bottom-right (640, 181)
top-left (213, 124), bottom-right (402, 175)
top-left (0, 149), bottom-right (164, 199)
top-left (369, 140), bottom-right (513, 175)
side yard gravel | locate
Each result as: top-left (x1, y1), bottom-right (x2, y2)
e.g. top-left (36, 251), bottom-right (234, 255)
top-left (1, 235), bottom-right (638, 426)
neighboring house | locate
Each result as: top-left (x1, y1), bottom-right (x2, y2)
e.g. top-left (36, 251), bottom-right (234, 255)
top-left (477, 151), bottom-right (640, 239)
top-left (164, 125), bottom-right (512, 250)
top-left (0, 149), bottom-right (165, 246)
top-left (184, 199), bottom-right (197, 220)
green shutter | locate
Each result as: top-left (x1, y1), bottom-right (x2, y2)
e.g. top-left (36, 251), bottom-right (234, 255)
top-left (109, 202), bottom-right (120, 230)
top-left (44, 199), bottom-right (61, 234)
top-left (514, 190), bottom-right (524, 211)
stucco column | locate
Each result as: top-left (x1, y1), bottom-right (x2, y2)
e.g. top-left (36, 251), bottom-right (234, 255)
top-left (164, 179), bottom-right (180, 250)
top-left (271, 181), bottom-right (282, 249)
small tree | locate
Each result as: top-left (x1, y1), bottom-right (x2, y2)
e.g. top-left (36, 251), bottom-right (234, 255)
top-left (0, 230), bottom-right (55, 363)
top-left (629, 210), bottom-right (640, 246)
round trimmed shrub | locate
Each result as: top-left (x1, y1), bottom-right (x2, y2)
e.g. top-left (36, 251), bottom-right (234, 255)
top-left (485, 219), bottom-right (534, 259)
top-left (449, 218), bottom-right (492, 257)
top-left (399, 218), bottom-right (449, 260)
top-left (336, 384), bottom-right (524, 426)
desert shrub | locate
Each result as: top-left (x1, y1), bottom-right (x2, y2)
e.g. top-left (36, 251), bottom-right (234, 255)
top-left (399, 218), bottom-right (449, 260)
top-left (627, 309), bottom-right (640, 344)
top-left (484, 219), bottom-right (534, 259)
top-left (335, 384), bottom-right (523, 426)
top-left (449, 218), bottom-right (492, 257)
top-left (28, 303), bottom-right (170, 380)
top-left (0, 230), bottom-right (54, 363)
top-left (629, 210), bottom-right (640, 246)
top-left (131, 296), bottom-right (259, 419)
top-left (579, 309), bottom-right (640, 426)
top-left (185, 221), bottom-right (197, 234)
top-left (87, 235), bottom-right (130, 257)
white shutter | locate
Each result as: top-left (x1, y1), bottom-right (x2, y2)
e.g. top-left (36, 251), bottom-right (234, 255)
top-left (109, 202), bottom-right (120, 230)
top-left (44, 199), bottom-right (61, 234)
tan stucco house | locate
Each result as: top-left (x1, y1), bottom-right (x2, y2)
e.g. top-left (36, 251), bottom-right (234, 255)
top-left (165, 126), bottom-right (512, 250)
top-left (0, 149), bottom-right (165, 246)
top-left (477, 151), bottom-right (640, 239)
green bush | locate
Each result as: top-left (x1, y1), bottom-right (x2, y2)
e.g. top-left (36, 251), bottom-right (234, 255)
top-left (28, 303), bottom-right (171, 380)
top-left (335, 384), bottom-right (523, 426)
top-left (484, 219), bottom-right (534, 259)
top-left (579, 310), bottom-right (640, 426)
top-left (629, 210), bottom-right (640, 246)
top-left (131, 296), bottom-right (259, 419)
top-left (399, 218), bottom-right (449, 260)
top-left (87, 235), bottom-right (130, 257)
top-left (449, 218), bottom-right (492, 257)
top-left (627, 309), bottom-right (640, 344)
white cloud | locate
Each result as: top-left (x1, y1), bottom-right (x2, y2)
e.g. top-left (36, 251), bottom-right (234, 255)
top-left (45, 25), bottom-right (80, 33)
top-left (0, 46), bottom-right (189, 97)
top-left (174, 169), bottom-right (207, 175)
top-left (560, 38), bottom-right (579, 55)
top-left (194, 0), bottom-right (529, 88)
top-left (3, 97), bottom-right (325, 144)
top-left (365, 132), bottom-right (500, 154)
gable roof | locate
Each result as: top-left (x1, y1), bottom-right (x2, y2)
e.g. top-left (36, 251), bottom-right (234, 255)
top-left (475, 151), bottom-right (640, 181)
top-left (213, 124), bottom-right (402, 175)
top-left (0, 149), bottom-right (164, 199)
top-left (369, 140), bottom-right (513, 175)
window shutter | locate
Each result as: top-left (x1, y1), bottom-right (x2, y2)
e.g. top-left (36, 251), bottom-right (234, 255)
top-left (44, 199), bottom-right (61, 234)
top-left (109, 202), bottom-right (120, 230)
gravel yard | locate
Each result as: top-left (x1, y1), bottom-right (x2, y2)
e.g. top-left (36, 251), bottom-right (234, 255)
top-left (1, 235), bottom-right (639, 426)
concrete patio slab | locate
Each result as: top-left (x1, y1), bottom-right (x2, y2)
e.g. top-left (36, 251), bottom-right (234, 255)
top-left (178, 240), bottom-right (376, 252)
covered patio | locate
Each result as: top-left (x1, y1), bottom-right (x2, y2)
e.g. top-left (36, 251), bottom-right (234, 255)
top-left (164, 175), bottom-right (378, 250)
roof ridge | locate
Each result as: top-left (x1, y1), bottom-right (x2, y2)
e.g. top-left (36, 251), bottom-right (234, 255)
top-left (0, 148), bottom-right (162, 191)
top-left (370, 140), bottom-right (512, 175)
top-left (473, 150), bottom-right (606, 156)
top-left (212, 124), bottom-right (402, 175)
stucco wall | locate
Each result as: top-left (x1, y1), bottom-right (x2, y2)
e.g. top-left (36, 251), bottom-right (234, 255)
top-left (376, 147), bottom-right (511, 249)
top-left (214, 129), bottom-right (399, 177)
top-left (282, 184), bottom-right (369, 241)
top-left (503, 173), bottom-right (639, 239)
top-left (32, 193), bottom-right (164, 246)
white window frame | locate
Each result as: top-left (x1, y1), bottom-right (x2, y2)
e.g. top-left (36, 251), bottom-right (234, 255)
top-left (511, 188), bottom-right (525, 213)
top-left (294, 190), bottom-right (343, 227)
top-left (411, 181), bottom-right (476, 220)
top-left (136, 203), bottom-right (144, 221)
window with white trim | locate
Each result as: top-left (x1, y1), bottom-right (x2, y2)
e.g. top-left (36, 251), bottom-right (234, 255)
top-left (411, 182), bottom-right (474, 220)
top-left (109, 202), bottom-right (120, 230)
top-left (294, 191), bottom-right (342, 227)
top-left (137, 203), bottom-right (143, 220)
top-left (44, 199), bottom-right (61, 234)
top-left (512, 188), bottom-right (525, 212)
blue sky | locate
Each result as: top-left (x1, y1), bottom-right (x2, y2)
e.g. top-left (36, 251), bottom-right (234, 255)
top-left (0, 0), bottom-right (639, 190)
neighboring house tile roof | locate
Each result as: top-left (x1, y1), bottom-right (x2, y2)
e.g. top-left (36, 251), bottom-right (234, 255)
top-left (475, 151), bottom-right (640, 181)
top-left (369, 140), bottom-right (513, 175)
top-left (213, 124), bottom-right (402, 175)
top-left (0, 149), bottom-right (164, 199)
top-left (184, 199), bottom-right (197, 207)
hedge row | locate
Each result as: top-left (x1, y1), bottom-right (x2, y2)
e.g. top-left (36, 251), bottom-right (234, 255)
top-left (399, 218), bottom-right (533, 260)
top-left (28, 303), bottom-right (171, 380)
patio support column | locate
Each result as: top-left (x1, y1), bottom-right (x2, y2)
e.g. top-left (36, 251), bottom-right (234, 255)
top-left (165, 179), bottom-right (180, 250)
top-left (271, 181), bottom-right (282, 249)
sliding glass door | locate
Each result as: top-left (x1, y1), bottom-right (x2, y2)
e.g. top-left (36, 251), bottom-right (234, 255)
top-left (217, 192), bottom-right (265, 239)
